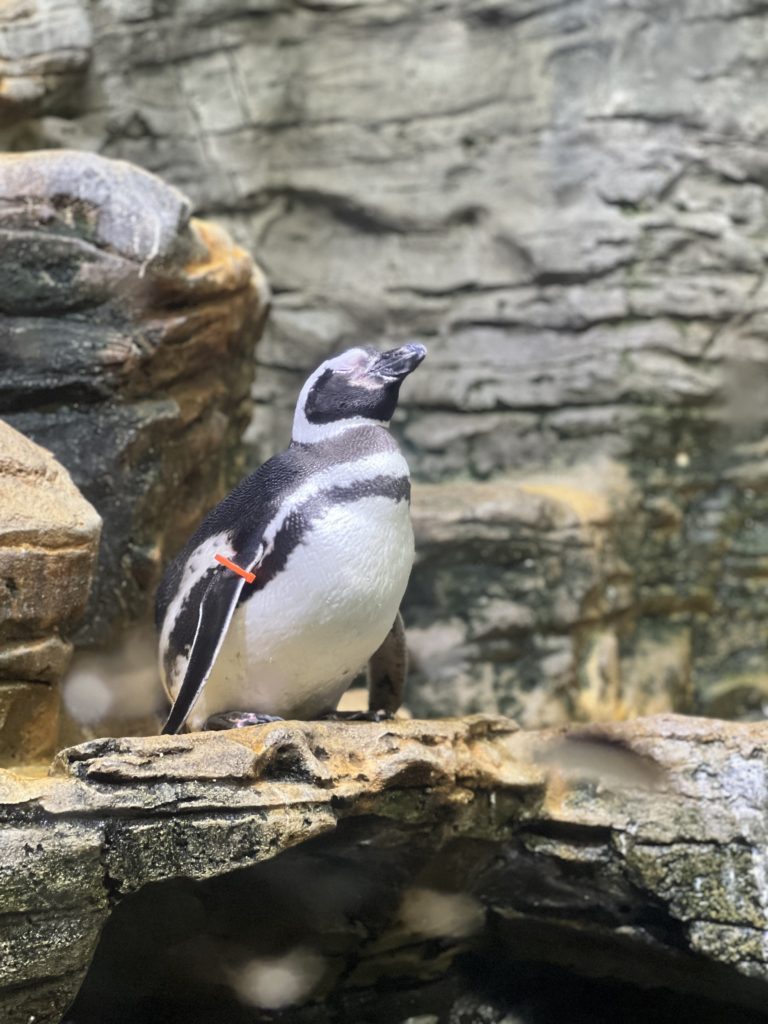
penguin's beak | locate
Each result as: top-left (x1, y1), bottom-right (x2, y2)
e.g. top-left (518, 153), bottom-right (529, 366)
top-left (372, 343), bottom-right (427, 381)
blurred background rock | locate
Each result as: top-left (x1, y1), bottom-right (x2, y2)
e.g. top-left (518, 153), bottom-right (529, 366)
top-left (2, 0), bottom-right (768, 731)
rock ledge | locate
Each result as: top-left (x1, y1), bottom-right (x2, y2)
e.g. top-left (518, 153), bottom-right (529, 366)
top-left (2, 714), bottom-right (768, 1022)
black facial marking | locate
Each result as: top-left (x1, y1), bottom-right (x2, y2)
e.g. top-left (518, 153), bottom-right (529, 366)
top-left (304, 370), bottom-right (402, 426)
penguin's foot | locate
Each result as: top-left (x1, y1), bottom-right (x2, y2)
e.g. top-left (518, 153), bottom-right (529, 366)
top-left (203, 711), bottom-right (284, 730)
top-left (321, 709), bottom-right (394, 722)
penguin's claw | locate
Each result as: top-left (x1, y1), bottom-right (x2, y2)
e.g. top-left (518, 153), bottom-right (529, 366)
top-left (203, 711), bottom-right (284, 730)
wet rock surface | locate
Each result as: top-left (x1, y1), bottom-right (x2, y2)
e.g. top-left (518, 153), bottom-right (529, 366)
top-left (0, 421), bottom-right (100, 764)
top-left (0, 149), bottom-right (269, 647)
top-left (2, 1), bottom-right (767, 721)
top-left (1, 714), bottom-right (767, 1022)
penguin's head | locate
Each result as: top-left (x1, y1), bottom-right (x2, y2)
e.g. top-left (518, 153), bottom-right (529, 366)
top-left (292, 343), bottom-right (427, 443)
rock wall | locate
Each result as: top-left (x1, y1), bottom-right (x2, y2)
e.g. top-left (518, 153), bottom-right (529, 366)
top-left (2, 1), bottom-right (768, 721)
top-left (0, 149), bottom-right (269, 651)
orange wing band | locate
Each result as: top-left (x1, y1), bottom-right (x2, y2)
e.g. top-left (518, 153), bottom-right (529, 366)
top-left (214, 553), bottom-right (256, 584)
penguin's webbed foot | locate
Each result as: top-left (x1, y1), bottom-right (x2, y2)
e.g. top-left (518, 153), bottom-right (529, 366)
top-left (203, 711), bottom-right (284, 730)
top-left (321, 709), bottom-right (394, 722)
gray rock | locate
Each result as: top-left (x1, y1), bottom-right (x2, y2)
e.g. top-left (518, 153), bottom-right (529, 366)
top-left (0, 148), bottom-right (195, 267)
top-left (2, 715), bottom-right (768, 1021)
top-left (0, 0), bottom-right (91, 122)
top-left (0, 150), bottom-right (270, 652)
top-left (407, 465), bottom-right (691, 726)
top-left (3, 2), bottom-right (768, 720)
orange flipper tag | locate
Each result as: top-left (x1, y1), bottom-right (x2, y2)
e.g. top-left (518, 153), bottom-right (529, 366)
top-left (214, 553), bottom-right (256, 584)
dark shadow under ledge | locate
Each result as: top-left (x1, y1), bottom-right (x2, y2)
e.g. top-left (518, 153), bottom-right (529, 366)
top-left (2, 714), bottom-right (768, 1024)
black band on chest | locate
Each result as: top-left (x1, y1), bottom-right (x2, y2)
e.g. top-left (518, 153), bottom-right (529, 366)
top-left (237, 474), bottom-right (410, 606)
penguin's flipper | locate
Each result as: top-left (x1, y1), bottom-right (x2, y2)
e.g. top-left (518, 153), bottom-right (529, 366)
top-left (367, 611), bottom-right (407, 716)
top-left (162, 568), bottom-right (249, 735)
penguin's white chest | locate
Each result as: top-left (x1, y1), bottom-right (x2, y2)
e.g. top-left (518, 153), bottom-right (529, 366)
top-left (186, 494), bottom-right (414, 728)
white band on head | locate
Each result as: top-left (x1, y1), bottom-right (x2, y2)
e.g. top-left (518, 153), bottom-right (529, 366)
top-left (323, 348), bottom-right (370, 373)
top-left (292, 348), bottom-right (388, 444)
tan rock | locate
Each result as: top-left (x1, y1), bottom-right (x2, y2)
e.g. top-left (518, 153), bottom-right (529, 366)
top-left (0, 420), bottom-right (100, 548)
top-left (0, 420), bottom-right (100, 764)
top-left (0, 681), bottom-right (59, 766)
top-left (0, 635), bottom-right (71, 684)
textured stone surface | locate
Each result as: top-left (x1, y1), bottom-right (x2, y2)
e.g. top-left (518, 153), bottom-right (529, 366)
top-left (0, 0), bottom-right (91, 121)
top-left (2, 715), bottom-right (768, 1021)
top-left (1, 0), bottom-right (765, 722)
top-left (407, 462), bottom-right (698, 726)
top-left (0, 420), bottom-right (100, 764)
top-left (0, 681), bottom-right (60, 764)
top-left (0, 149), bottom-right (269, 649)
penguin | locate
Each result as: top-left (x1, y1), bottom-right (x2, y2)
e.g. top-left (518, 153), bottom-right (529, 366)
top-left (156, 342), bottom-right (426, 734)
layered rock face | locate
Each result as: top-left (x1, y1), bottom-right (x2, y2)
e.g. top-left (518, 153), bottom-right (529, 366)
top-left (0, 150), bottom-right (269, 650)
top-left (2, 1), bottom-right (768, 720)
top-left (0, 422), bottom-right (100, 764)
top-left (3, 715), bottom-right (768, 1022)
top-left (0, 0), bottom-right (91, 122)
